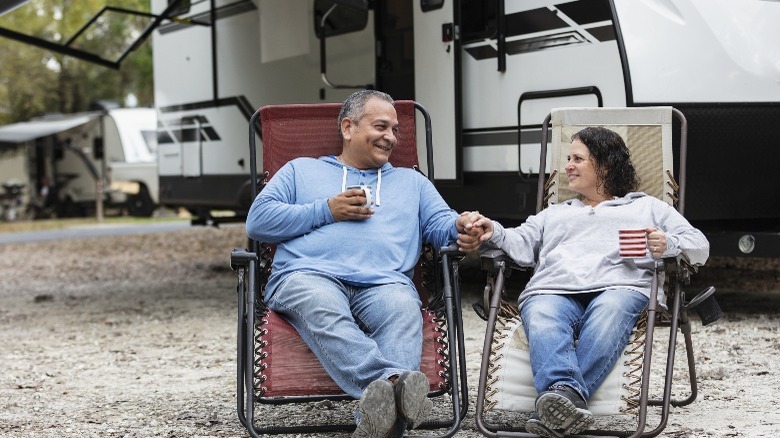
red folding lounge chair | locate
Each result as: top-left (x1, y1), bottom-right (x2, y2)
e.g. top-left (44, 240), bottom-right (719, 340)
top-left (231, 100), bottom-right (468, 437)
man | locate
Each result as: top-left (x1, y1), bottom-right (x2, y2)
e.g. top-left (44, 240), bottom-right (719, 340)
top-left (246, 90), bottom-right (484, 438)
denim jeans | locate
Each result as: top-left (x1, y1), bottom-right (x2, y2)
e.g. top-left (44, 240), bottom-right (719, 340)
top-left (520, 288), bottom-right (649, 401)
top-left (267, 271), bottom-right (423, 399)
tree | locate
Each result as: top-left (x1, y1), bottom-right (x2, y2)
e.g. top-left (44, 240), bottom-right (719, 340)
top-left (0, 0), bottom-right (153, 125)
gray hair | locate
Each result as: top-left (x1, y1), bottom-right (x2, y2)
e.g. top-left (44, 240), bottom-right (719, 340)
top-left (338, 90), bottom-right (394, 139)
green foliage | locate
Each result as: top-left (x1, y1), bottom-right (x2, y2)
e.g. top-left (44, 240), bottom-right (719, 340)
top-left (0, 0), bottom-right (154, 125)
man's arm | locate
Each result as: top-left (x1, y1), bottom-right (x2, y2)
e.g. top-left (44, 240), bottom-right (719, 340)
top-left (245, 162), bottom-right (334, 243)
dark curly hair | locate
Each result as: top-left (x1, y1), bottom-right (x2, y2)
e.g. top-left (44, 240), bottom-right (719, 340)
top-left (571, 126), bottom-right (639, 197)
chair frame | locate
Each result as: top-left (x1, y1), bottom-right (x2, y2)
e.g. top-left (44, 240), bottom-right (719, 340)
top-left (474, 107), bottom-right (704, 438)
top-left (230, 101), bottom-right (469, 437)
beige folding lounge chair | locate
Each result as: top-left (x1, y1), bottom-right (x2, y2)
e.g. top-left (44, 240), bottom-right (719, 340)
top-left (474, 106), bottom-right (722, 438)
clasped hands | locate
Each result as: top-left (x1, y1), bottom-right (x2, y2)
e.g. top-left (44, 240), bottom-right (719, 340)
top-left (455, 211), bottom-right (493, 253)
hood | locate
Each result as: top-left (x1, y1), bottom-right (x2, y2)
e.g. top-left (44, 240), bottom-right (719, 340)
top-left (320, 155), bottom-right (395, 206)
top-left (562, 192), bottom-right (648, 207)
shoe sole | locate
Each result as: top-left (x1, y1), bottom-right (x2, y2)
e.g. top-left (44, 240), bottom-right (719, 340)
top-left (525, 417), bottom-right (564, 438)
top-left (353, 379), bottom-right (397, 438)
top-left (536, 392), bottom-right (594, 435)
top-left (395, 371), bottom-right (433, 429)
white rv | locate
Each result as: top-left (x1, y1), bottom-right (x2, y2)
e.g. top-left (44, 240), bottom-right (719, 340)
top-left (147, 0), bottom-right (779, 257)
top-left (1, 0), bottom-right (777, 255)
top-left (0, 107), bottom-right (159, 217)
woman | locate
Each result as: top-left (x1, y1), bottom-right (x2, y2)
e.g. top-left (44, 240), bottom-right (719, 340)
top-left (472, 126), bottom-right (709, 437)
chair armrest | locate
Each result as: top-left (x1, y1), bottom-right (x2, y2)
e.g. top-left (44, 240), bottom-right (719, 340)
top-left (479, 249), bottom-right (533, 276)
top-left (439, 244), bottom-right (465, 257)
top-left (230, 248), bottom-right (257, 270)
top-left (661, 254), bottom-right (699, 285)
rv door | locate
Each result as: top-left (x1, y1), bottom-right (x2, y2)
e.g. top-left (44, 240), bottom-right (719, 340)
top-left (413, 0), bottom-right (459, 182)
top-left (180, 116), bottom-right (202, 178)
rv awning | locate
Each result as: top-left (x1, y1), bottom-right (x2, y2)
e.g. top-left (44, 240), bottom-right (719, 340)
top-left (0, 115), bottom-right (95, 144)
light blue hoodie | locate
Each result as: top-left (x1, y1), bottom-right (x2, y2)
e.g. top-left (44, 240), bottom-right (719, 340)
top-left (246, 155), bottom-right (459, 299)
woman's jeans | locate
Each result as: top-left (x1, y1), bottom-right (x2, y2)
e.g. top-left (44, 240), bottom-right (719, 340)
top-left (520, 288), bottom-right (649, 401)
top-left (267, 271), bottom-right (423, 399)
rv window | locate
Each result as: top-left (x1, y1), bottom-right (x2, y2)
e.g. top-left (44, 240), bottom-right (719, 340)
top-left (461, 0), bottom-right (497, 42)
top-left (314, 0), bottom-right (368, 38)
top-left (420, 0), bottom-right (445, 12)
top-left (93, 138), bottom-right (104, 160)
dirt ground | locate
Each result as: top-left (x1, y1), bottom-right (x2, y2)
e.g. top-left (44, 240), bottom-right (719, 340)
top-left (0, 224), bottom-right (778, 437)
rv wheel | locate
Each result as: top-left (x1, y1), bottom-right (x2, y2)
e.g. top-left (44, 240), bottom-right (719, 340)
top-left (57, 197), bottom-right (85, 218)
top-left (127, 185), bottom-right (155, 217)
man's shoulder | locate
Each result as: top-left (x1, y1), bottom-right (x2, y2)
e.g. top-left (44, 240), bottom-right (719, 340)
top-left (284, 156), bottom-right (332, 170)
top-left (289, 156), bottom-right (324, 164)
top-left (386, 165), bottom-right (428, 180)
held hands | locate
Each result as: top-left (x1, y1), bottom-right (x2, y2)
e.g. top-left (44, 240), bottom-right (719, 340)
top-left (328, 188), bottom-right (374, 222)
top-left (646, 227), bottom-right (667, 258)
top-left (455, 211), bottom-right (494, 252)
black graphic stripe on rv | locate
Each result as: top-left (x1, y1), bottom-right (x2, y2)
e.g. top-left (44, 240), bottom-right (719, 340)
top-left (157, 0), bottom-right (256, 35)
top-left (157, 96), bottom-right (255, 144)
top-left (465, 0), bottom-right (615, 60)
top-left (159, 96), bottom-right (255, 120)
top-left (157, 115), bottom-right (220, 144)
top-left (463, 128), bottom-right (544, 146)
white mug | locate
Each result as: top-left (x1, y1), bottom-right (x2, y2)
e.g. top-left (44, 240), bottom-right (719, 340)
top-left (346, 185), bottom-right (373, 208)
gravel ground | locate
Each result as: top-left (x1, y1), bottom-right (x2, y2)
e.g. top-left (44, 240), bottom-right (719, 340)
top-left (0, 223), bottom-right (778, 437)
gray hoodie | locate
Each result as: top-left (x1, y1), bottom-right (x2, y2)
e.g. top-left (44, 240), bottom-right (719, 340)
top-left (486, 192), bottom-right (709, 307)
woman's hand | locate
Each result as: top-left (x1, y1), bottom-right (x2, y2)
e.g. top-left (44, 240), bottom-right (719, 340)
top-left (646, 227), bottom-right (667, 258)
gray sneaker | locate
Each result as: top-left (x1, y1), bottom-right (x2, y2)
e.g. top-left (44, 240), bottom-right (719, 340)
top-left (353, 379), bottom-right (397, 438)
top-left (394, 371), bottom-right (433, 429)
top-left (525, 412), bottom-right (564, 438)
top-left (535, 384), bottom-right (594, 435)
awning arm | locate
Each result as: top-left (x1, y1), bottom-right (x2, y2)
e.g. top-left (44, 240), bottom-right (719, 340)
top-left (0, 0), bottom-right (205, 69)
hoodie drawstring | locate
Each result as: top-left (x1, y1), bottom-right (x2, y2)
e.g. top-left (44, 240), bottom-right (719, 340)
top-left (375, 168), bottom-right (381, 206)
top-left (340, 164), bottom-right (382, 207)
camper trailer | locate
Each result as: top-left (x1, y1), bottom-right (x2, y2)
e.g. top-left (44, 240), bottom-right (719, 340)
top-left (1, 0), bottom-right (777, 255)
top-left (148, 0), bottom-right (779, 257)
top-left (0, 107), bottom-right (159, 217)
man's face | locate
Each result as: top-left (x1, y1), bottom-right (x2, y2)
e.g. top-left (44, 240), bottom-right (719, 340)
top-left (341, 97), bottom-right (399, 169)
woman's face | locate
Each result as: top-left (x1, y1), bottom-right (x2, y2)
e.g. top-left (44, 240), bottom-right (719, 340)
top-left (565, 139), bottom-right (602, 199)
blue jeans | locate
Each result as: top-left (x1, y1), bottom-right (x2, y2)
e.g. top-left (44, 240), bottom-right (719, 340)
top-left (520, 289), bottom-right (649, 401)
top-left (267, 271), bottom-right (423, 399)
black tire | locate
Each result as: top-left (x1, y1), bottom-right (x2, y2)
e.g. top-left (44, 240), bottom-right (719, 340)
top-left (127, 185), bottom-right (156, 217)
top-left (56, 197), bottom-right (85, 218)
